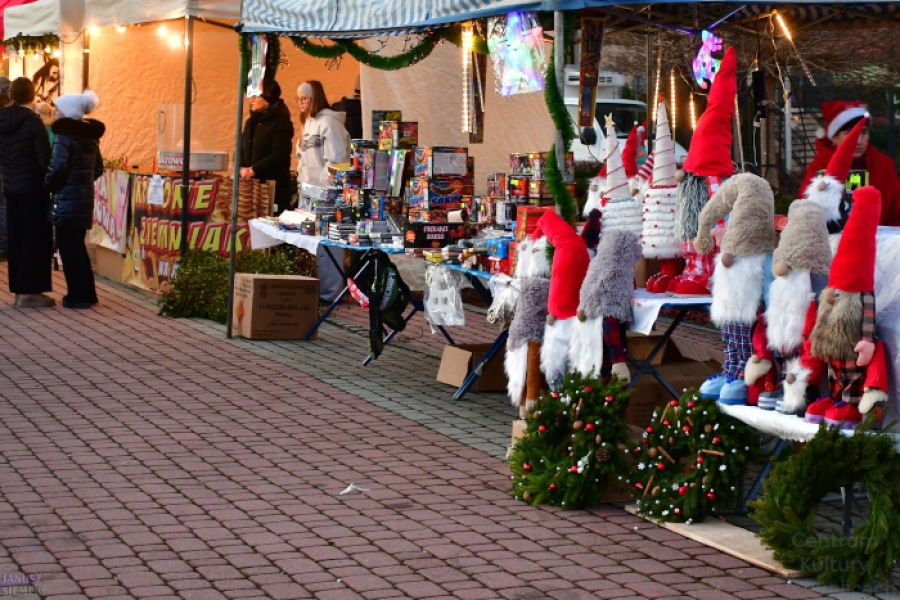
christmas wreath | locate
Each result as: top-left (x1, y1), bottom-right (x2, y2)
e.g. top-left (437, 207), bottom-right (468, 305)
top-left (508, 372), bottom-right (632, 509)
top-left (626, 390), bottom-right (757, 523)
top-left (750, 417), bottom-right (900, 587)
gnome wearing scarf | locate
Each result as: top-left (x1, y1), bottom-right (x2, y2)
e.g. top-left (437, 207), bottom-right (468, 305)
top-left (693, 173), bottom-right (775, 404)
top-left (600, 116), bottom-right (643, 239)
top-left (785, 186), bottom-right (888, 429)
top-left (529, 212), bottom-right (590, 384)
top-left (669, 47), bottom-right (737, 297)
top-left (642, 99), bottom-right (682, 292)
top-left (744, 201), bottom-right (832, 413)
top-left (569, 230), bottom-right (642, 382)
top-left (504, 237), bottom-right (551, 419)
top-left (802, 117), bottom-right (869, 233)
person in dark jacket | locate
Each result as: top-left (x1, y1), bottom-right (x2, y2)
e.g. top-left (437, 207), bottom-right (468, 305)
top-left (0, 77), bottom-right (9, 262)
top-left (45, 90), bottom-right (105, 309)
top-left (0, 78), bottom-right (54, 307)
top-left (240, 80), bottom-right (294, 215)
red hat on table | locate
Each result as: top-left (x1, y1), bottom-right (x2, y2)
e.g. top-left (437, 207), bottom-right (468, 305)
top-left (623, 122), bottom-right (640, 180)
top-left (819, 100), bottom-right (868, 140)
top-left (825, 116), bottom-right (868, 185)
top-left (828, 185), bottom-right (880, 294)
top-left (682, 46), bottom-right (737, 180)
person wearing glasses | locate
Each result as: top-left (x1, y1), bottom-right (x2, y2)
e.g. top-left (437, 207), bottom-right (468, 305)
top-left (295, 80), bottom-right (350, 187)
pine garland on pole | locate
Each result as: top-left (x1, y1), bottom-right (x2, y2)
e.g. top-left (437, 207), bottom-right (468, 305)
top-left (626, 389), bottom-right (757, 523)
top-left (750, 417), bottom-right (900, 587)
top-left (543, 17), bottom-right (578, 225)
top-left (509, 372), bottom-right (632, 509)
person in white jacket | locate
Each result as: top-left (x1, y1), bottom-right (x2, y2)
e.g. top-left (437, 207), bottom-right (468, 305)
top-left (296, 81), bottom-right (350, 186)
top-left (295, 80), bottom-right (351, 303)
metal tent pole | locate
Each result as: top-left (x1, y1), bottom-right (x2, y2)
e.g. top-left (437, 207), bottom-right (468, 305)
top-left (226, 33), bottom-right (246, 339)
top-left (554, 11), bottom-right (565, 174)
top-left (180, 16), bottom-right (194, 255)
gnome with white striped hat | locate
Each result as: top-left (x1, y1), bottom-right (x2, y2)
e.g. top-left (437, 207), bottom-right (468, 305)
top-left (600, 115), bottom-right (643, 238)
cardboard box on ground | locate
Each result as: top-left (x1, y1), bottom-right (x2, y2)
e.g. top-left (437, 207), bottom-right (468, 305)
top-left (436, 344), bottom-right (507, 393)
top-left (232, 274), bottom-right (320, 340)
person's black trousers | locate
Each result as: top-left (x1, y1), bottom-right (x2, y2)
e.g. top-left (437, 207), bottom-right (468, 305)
top-left (56, 226), bottom-right (96, 305)
top-left (6, 191), bottom-right (53, 295)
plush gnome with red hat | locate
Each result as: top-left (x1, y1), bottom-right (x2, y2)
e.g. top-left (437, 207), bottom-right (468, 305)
top-left (600, 116), bottom-right (643, 239)
top-left (569, 230), bottom-right (642, 381)
top-left (504, 237), bottom-right (551, 419)
top-left (642, 99), bottom-right (682, 292)
top-left (802, 116), bottom-right (867, 233)
top-left (623, 121), bottom-right (650, 201)
top-left (671, 46), bottom-right (737, 297)
top-left (784, 186), bottom-right (889, 428)
top-left (693, 173), bottom-right (775, 405)
top-left (744, 201), bottom-right (832, 413)
top-left (529, 212), bottom-right (591, 383)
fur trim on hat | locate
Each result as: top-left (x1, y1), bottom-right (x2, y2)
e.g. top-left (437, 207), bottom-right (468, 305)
top-left (642, 184), bottom-right (680, 259)
top-left (773, 201), bottom-right (832, 276)
top-left (578, 230), bottom-right (641, 323)
top-left (600, 198), bottom-right (643, 237)
top-left (541, 318), bottom-right (574, 382)
top-left (568, 317), bottom-right (604, 377)
top-left (694, 173), bottom-right (774, 257)
top-left (710, 253), bottom-right (766, 326)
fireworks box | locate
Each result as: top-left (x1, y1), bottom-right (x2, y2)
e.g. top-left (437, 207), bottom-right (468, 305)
top-left (510, 153), bottom-right (532, 174)
top-left (407, 206), bottom-right (465, 223)
top-left (487, 173), bottom-right (507, 198)
top-left (514, 206), bottom-right (554, 242)
top-left (371, 110), bottom-right (401, 136)
top-left (485, 237), bottom-right (514, 259)
top-left (508, 174), bottom-right (530, 201)
top-left (232, 274), bottom-right (319, 340)
top-left (378, 121), bottom-right (419, 150)
top-left (528, 178), bottom-right (551, 200)
top-left (404, 222), bottom-right (466, 249)
top-left (407, 177), bottom-right (473, 209)
top-left (413, 147), bottom-right (469, 178)
top-left (510, 151), bottom-right (576, 181)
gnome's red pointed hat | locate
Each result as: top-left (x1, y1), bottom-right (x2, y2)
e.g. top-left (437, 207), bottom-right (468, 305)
top-left (530, 212), bottom-right (590, 320)
top-left (820, 100), bottom-right (868, 140)
top-left (623, 122), bottom-right (639, 180)
top-left (828, 185), bottom-right (880, 293)
top-left (824, 116), bottom-right (868, 185)
top-left (682, 46), bottom-right (737, 180)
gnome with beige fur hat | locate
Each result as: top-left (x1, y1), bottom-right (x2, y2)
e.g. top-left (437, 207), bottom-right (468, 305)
top-left (693, 173), bottom-right (775, 405)
top-left (744, 200), bottom-right (832, 413)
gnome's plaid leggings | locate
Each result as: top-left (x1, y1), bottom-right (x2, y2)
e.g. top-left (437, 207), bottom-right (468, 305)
top-left (721, 322), bottom-right (754, 379)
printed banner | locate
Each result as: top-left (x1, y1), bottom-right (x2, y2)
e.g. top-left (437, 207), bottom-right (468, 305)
top-left (89, 169), bottom-right (131, 253)
top-left (122, 175), bottom-right (271, 292)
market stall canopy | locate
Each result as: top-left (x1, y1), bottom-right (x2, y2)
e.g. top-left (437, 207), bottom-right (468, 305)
top-left (1, 0), bottom-right (39, 39)
top-left (3, 0), bottom-right (240, 39)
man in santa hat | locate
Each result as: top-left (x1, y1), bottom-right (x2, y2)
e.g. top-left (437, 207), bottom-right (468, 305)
top-left (743, 201), bottom-right (832, 413)
top-left (801, 102), bottom-right (900, 226)
top-left (600, 115), bottom-right (643, 239)
top-left (505, 237), bottom-right (551, 419)
top-left (693, 173), bottom-right (775, 404)
top-left (670, 47), bottom-right (737, 297)
top-left (569, 229), bottom-right (642, 382)
top-left (528, 211), bottom-right (590, 384)
top-left (783, 186), bottom-right (889, 428)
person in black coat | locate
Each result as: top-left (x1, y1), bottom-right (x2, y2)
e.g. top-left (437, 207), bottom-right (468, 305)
top-left (0, 78), bottom-right (54, 307)
top-left (45, 90), bottom-right (105, 309)
top-left (240, 81), bottom-right (294, 215)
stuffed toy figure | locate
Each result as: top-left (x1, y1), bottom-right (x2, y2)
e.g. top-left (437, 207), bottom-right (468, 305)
top-left (600, 116), bottom-right (644, 239)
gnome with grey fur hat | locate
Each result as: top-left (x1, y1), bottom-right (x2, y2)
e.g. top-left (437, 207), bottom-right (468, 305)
top-left (504, 237), bottom-right (551, 419)
top-left (693, 173), bottom-right (775, 405)
top-left (744, 200), bottom-right (832, 413)
top-left (569, 230), bottom-right (642, 382)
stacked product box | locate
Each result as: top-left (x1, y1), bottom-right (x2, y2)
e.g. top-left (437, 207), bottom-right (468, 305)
top-left (378, 121), bottom-right (419, 150)
top-left (406, 147), bottom-right (472, 216)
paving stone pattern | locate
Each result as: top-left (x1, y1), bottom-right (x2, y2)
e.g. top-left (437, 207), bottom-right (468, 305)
top-left (0, 264), bottom-right (893, 599)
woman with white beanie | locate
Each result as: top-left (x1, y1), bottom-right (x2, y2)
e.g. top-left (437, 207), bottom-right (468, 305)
top-left (45, 90), bottom-right (105, 309)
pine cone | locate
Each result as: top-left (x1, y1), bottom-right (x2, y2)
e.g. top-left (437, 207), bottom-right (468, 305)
top-left (595, 449), bottom-right (611, 463)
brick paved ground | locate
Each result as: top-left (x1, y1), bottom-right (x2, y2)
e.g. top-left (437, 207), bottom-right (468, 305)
top-left (0, 262), bottom-right (895, 600)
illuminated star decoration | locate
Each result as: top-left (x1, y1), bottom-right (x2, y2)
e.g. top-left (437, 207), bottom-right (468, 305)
top-left (605, 113), bottom-right (616, 129)
top-left (692, 30), bottom-right (722, 90)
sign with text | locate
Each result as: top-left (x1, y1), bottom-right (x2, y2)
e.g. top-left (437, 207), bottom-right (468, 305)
top-left (89, 169), bottom-right (131, 253)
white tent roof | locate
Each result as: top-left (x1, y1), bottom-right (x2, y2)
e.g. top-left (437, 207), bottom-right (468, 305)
top-left (4, 0), bottom-right (240, 39)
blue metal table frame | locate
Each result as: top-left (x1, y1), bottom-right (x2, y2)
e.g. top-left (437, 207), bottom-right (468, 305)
top-left (439, 264), bottom-right (509, 400)
top-left (301, 241), bottom-right (454, 364)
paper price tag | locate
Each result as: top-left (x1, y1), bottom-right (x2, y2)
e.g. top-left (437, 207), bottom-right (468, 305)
top-left (148, 175), bottom-right (165, 206)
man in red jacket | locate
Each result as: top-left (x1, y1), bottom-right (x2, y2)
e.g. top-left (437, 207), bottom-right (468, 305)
top-left (800, 101), bottom-right (900, 226)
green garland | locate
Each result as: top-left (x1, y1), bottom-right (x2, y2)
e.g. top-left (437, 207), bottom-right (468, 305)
top-left (5, 34), bottom-right (59, 55)
top-left (626, 390), bottom-right (757, 523)
top-left (750, 417), bottom-right (900, 587)
top-left (543, 16), bottom-right (578, 225)
top-left (508, 371), bottom-right (632, 509)
top-left (291, 29), bottom-right (449, 71)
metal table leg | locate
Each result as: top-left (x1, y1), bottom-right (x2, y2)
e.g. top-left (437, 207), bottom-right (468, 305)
top-left (453, 329), bottom-right (509, 400)
top-left (625, 308), bottom-right (690, 398)
top-left (740, 438), bottom-right (789, 512)
top-left (302, 248), bottom-right (371, 341)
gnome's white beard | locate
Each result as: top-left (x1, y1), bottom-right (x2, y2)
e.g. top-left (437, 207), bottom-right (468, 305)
top-left (710, 254), bottom-right (766, 326)
top-left (583, 177), bottom-right (605, 217)
top-left (541, 317), bottom-right (574, 382)
top-left (804, 175), bottom-right (843, 223)
top-left (765, 269), bottom-right (814, 353)
top-left (568, 317), bottom-right (604, 377)
top-left (505, 344), bottom-right (528, 406)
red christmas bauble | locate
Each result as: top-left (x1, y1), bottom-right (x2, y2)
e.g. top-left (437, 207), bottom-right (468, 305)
top-left (682, 425), bottom-right (691, 433)
top-left (570, 465), bottom-right (579, 473)
top-left (635, 482), bottom-right (644, 489)
top-left (657, 463), bottom-right (666, 471)
top-left (605, 395), bottom-right (613, 403)
top-left (669, 400), bottom-right (678, 407)
top-left (687, 401), bottom-right (695, 408)
top-left (674, 508), bottom-right (681, 515)
top-left (663, 420), bottom-right (671, 427)
top-left (523, 463), bottom-right (532, 472)
top-left (585, 386), bottom-right (594, 394)
top-left (713, 436), bottom-right (721, 444)
top-left (549, 483), bottom-right (557, 491)
top-left (538, 425), bottom-right (546, 434)
top-left (697, 456), bottom-right (705, 464)
top-left (585, 423), bottom-right (595, 432)
top-left (646, 426), bottom-right (654, 434)
top-left (678, 486), bottom-right (688, 496)
top-left (707, 492), bottom-right (716, 501)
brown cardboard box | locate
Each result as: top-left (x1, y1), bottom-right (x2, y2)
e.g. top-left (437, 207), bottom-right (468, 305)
top-left (436, 343), bottom-right (507, 393)
top-left (93, 245), bottom-right (126, 284)
top-left (626, 331), bottom-right (684, 366)
top-left (232, 274), bottom-right (320, 340)
top-left (625, 361), bottom-right (719, 428)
